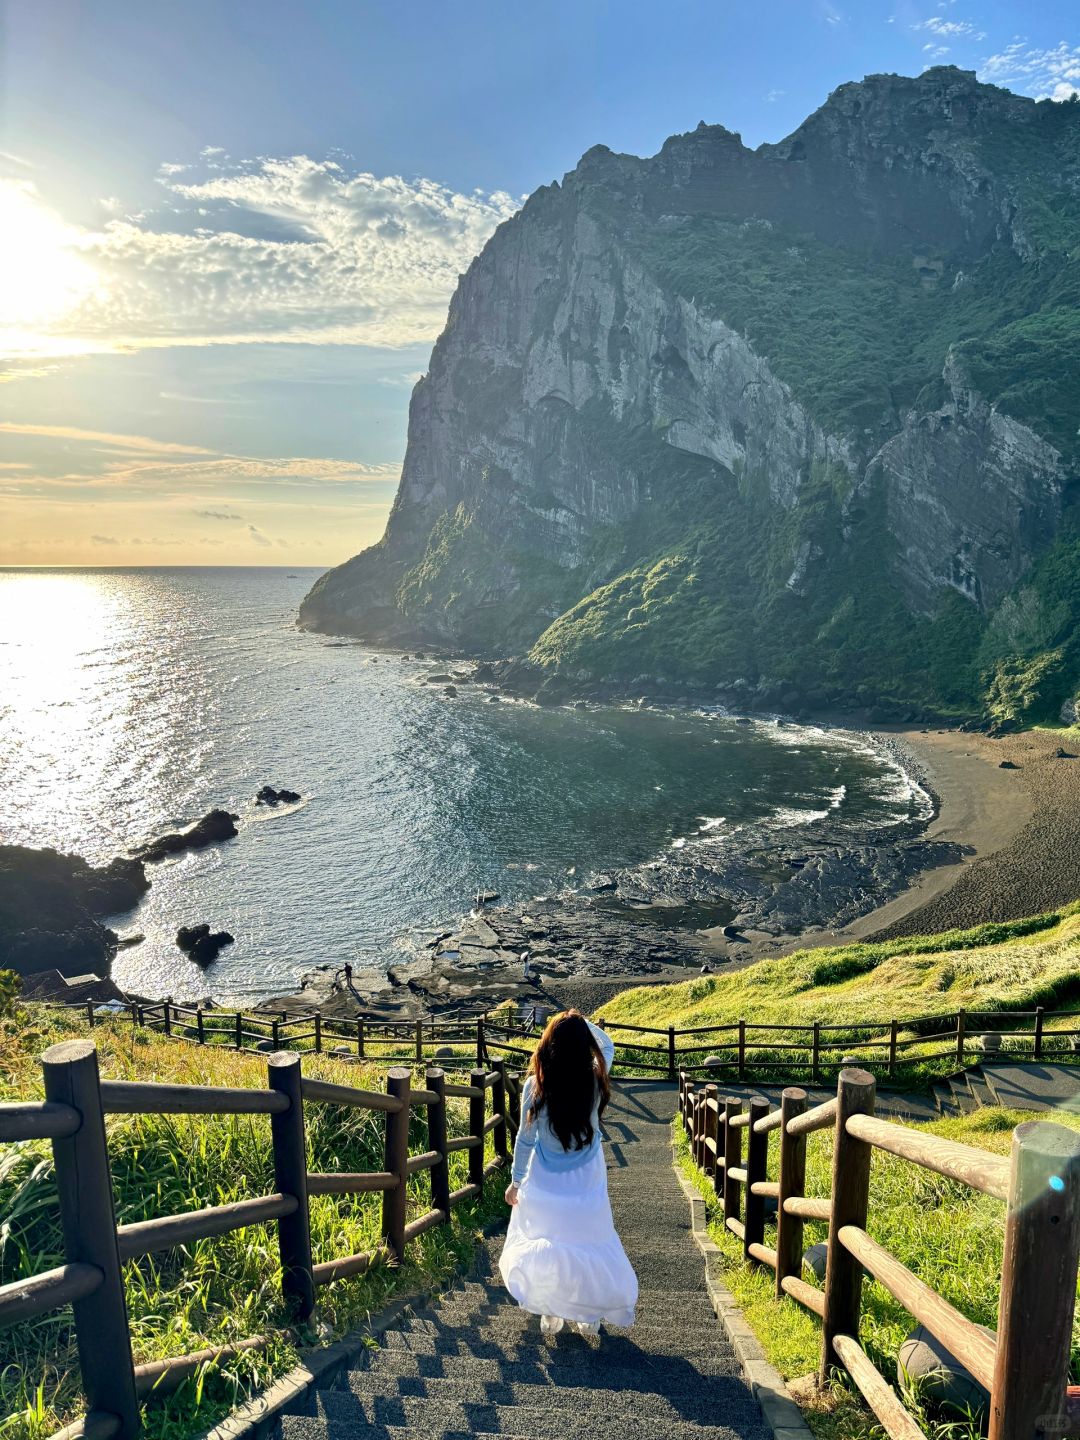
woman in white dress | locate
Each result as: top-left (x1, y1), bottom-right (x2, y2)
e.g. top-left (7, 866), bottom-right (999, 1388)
top-left (498, 1010), bottom-right (638, 1336)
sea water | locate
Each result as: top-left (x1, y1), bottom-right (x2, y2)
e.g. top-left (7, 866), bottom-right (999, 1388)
top-left (0, 568), bottom-right (928, 1001)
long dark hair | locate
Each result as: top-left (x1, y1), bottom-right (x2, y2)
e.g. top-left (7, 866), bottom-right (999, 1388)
top-left (527, 1010), bottom-right (611, 1153)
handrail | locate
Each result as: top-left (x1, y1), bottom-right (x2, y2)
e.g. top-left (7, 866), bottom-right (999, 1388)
top-left (844, 1113), bottom-right (1010, 1200)
top-left (680, 1063), bottom-right (1080, 1440)
top-left (838, 1225), bottom-right (997, 1390)
top-left (0, 1100), bottom-right (82, 1142)
top-left (100, 1080), bottom-right (288, 1116)
top-left (116, 1194), bottom-right (297, 1259)
top-left (300, 1076), bottom-right (405, 1113)
top-left (4, 1037), bottom-right (519, 1438)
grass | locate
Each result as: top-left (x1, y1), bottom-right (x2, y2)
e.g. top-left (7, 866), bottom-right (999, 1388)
top-left (674, 1106), bottom-right (1080, 1440)
top-left (598, 905), bottom-right (1080, 1084)
top-left (0, 1002), bottom-right (509, 1440)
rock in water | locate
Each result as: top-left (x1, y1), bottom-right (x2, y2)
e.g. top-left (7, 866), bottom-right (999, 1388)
top-left (0, 845), bottom-right (149, 979)
top-left (176, 924), bottom-right (235, 966)
top-left (135, 809), bottom-right (240, 864)
top-left (298, 69), bottom-right (1077, 730)
top-left (256, 785), bottom-right (302, 805)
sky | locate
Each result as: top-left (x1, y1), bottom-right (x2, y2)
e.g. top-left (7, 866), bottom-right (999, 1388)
top-left (1, 0), bottom-right (1077, 567)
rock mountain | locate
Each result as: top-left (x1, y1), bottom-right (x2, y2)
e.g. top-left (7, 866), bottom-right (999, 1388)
top-left (301, 68), bottom-right (1080, 726)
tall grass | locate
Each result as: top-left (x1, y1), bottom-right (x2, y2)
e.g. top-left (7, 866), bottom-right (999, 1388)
top-left (0, 1005), bottom-right (507, 1440)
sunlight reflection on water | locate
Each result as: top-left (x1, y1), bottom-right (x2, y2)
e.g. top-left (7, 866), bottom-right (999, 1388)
top-left (0, 568), bottom-right (924, 1002)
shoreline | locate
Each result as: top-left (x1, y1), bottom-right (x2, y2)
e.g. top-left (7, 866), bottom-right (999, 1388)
top-left (264, 702), bottom-right (1078, 1023)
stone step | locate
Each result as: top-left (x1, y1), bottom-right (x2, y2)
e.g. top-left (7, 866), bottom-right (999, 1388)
top-left (359, 1347), bottom-right (746, 1387)
top-left (291, 1388), bottom-right (761, 1440)
top-left (342, 1359), bottom-right (748, 1405)
top-left (282, 1419), bottom-right (755, 1440)
top-left (427, 1293), bottom-right (719, 1329)
top-left (326, 1372), bottom-right (756, 1426)
top-left (377, 1324), bottom-right (730, 1360)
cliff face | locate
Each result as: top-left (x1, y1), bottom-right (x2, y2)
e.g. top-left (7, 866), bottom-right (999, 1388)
top-left (301, 68), bottom-right (1080, 724)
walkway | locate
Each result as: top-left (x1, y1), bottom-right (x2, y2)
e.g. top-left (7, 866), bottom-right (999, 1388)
top-left (280, 1083), bottom-right (770, 1440)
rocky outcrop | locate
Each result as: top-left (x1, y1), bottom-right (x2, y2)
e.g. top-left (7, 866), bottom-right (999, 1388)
top-left (176, 924), bottom-right (235, 966)
top-left (302, 67), bottom-right (1079, 720)
top-left (134, 809), bottom-right (239, 864)
top-left (0, 845), bottom-right (148, 979)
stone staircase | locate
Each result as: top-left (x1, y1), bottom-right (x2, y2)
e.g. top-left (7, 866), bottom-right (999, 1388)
top-left (278, 1084), bottom-right (771, 1440)
top-left (931, 1061), bottom-right (1080, 1117)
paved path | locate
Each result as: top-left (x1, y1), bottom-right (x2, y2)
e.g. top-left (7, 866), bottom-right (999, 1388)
top-left (280, 1082), bottom-right (770, 1440)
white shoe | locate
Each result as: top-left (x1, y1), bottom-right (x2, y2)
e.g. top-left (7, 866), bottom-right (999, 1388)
top-left (540, 1314), bottom-right (564, 1335)
top-left (573, 1321), bottom-right (601, 1337)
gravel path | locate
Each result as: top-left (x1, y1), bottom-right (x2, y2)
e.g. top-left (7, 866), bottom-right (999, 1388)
top-left (279, 1083), bottom-right (769, 1440)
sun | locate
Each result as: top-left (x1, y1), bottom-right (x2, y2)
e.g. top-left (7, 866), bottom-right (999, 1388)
top-left (0, 180), bottom-right (99, 347)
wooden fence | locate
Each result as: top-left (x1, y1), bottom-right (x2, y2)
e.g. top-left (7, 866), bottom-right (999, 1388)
top-left (679, 1066), bottom-right (1080, 1440)
top-left (600, 1006), bottom-right (1080, 1084)
top-left (50, 997), bottom-right (541, 1067)
top-left (0, 1040), bottom-right (527, 1440)
top-left (48, 996), bottom-right (1080, 1086)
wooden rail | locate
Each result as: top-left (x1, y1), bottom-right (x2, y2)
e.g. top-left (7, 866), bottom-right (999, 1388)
top-left (49, 994), bottom-right (1080, 1088)
top-left (679, 1066), bottom-right (1080, 1440)
top-left (43, 999), bottom-right (542, 1071)
top-left (601, 1004), bottom-right (1080, 1083)
top-left (1, 1040), bottom-right (518, 1440)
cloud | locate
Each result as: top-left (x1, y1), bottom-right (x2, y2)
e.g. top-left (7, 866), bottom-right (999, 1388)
top-left (980, 41), bottom-right (1080, 100)
top-left (195, 508), bottom-right (244, 520)
top-left (91, 533), bottom-right (119, 545)
top-left (0, 422), bottom-right (214, 455)
top-left (764, 88), bottom-right (786, 102)
top-left (248, 524), bottom-right (273, 547)
top-left (8, 155), bottom-right (522, 357)
top-left (915, 15), bottom-right (985, 38)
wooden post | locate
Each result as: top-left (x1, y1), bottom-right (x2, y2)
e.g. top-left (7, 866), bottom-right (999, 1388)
top-left (313, 1012), bottom-right (322, 1054)
top-left (738, 1020), bottom-right (747, 1081)
top-left (507, 1068), bottom-right (522, 1134)
top-left (426, 1067), bottom-right (451, 1223)
top-left (476, 1016), bottom-right (486, 1066)
top-left (234, 1011), bottom-right (243, 1050)
top-left (775, 1087), bottom-right (808, 1299)
top-left (41, 1041), bottom-right (140, 1440)
top-left (163, 1001), bottom-right (172, 1038)
top-left (272, 1018), bottom-right (281, 1051)
top-left (469, 1066), bottom-right (486, 1194)
top-left (382, 1067), bottom-right (411, 1263)
top-left (357, 1016), bottom-right (365, 1059)
top-left (415, 1017), bottom-right (423, 1063)
top-left (744, 1097), bottom-right (770, 1261)
top-left (703, 1083), bottom-right (719, 1180)
top-left (267, 1052), bottom-right (314, 1320)
top-left (820, 1067), bottom-right (875, 1381)
top-left (888, 1020), bottom-right (898, 1079)
top-left (956, 1008), bottom-right (966, 1065)
top-left (1033, 1006), bottom-right (1044, 1061)
top-left (812, 1022), bottom-right (821, 1084)
top-left (668, 1026), bottom-right (677, 1081)
top-left (491, 1059), bottom-right (509, 1162)
top-left (723, 1098), bottom-right (742, 1223)
top-left (196, 1007), bottom-right (205, 1045)
top-left (988, 1120), bottom-right (1080, 1440)
top-left (85, 1000), bottom-right (95, 1027)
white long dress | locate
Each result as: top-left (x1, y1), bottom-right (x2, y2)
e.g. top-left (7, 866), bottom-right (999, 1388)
top-left (498, 1024), bottom-right (638, 1327)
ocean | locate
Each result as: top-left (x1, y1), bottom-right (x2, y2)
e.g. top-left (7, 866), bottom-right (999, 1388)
top-left (0, 567), bottom-right (929, 1001)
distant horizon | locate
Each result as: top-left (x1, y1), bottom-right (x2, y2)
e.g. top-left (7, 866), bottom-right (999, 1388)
top-left (3, 0), bottom-right (1077, 565)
